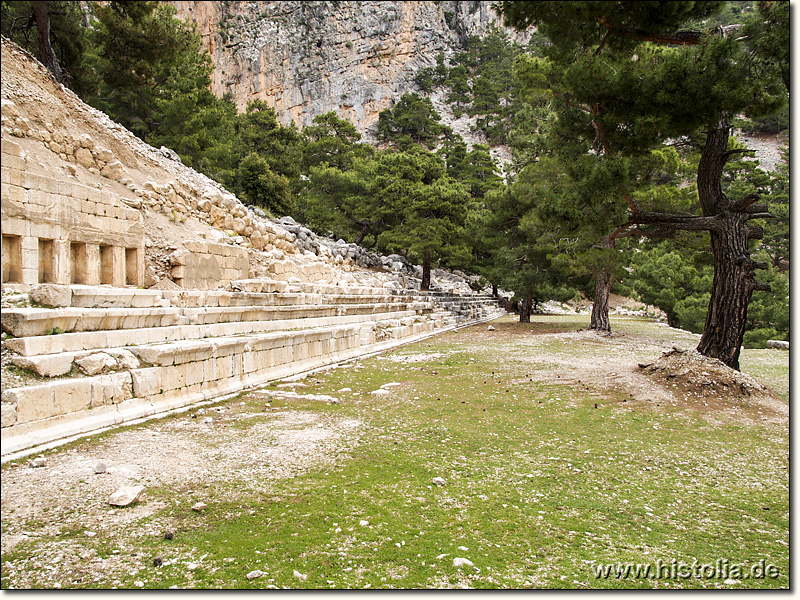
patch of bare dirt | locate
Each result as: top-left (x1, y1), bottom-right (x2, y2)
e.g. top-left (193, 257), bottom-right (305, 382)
top-left (637, 347), bottom-right (787, 424)
top-left (460, 318), bottom-right (787, 428)
top-left (1, 402), bottom-right (364, 560)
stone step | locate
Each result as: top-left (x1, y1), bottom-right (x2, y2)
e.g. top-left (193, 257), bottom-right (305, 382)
top-left (1, 307), bottom-right (184, 338)
top-left (2, 323), bottom-right (368, 429)
top-left (4, 309), bottom-right (424, 357)
top-left (69, 285), bottom-right (170, 308)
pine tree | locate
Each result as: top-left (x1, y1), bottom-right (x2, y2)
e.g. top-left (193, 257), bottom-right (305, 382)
top-left (498, 0), bottom-right (788, 369)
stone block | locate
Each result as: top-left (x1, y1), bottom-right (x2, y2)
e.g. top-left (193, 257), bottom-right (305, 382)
top-left (160, 364), bottom-right (186, 391)
top-left (4, 382), bottom-right (51, 423)
top-left (91, 372), bottom-right (132, 407)
top-left (183, 361), bottom-right (206, 387)
top-left (76, 352), bottom-right (116, 376)
top-left (53, 378), bottom-right (94, 416)
top-left (1, 402), bottom-right (17, 427)
top-left (766, 340), bottom-right (789, 350)
top-left (131, 367), bottom-right (162, 398)
top-left (1, 137), bottom-right (23, 157)
top-left (30, 283), bottom-right (71, 308)
top-left (10, 353), bottom-right (74, 377)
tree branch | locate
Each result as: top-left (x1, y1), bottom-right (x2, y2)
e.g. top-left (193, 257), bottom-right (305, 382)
top-left (626, 211), bottom-right (722, 232)
top-left (730, 193), bottom-right (760, 212)
top-left (750, 280), bottom-right (772, 292)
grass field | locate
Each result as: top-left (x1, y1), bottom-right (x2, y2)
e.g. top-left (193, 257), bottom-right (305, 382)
top-left (1, 315), bottom-right (789, 589)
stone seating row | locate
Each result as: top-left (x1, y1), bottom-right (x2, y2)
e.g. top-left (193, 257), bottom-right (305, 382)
top-left (2, 310), bottom-right (501, 456)
top-left (5, 308), bottom-right (424, 359)
top-left (1, 323), bottom-right (370, 449)
top-left (0, 298), bottom-right (439, 338)
top-left (57, 283), bottom-right (475, 308)
top-left (1, 281), bottom-right (506, 458)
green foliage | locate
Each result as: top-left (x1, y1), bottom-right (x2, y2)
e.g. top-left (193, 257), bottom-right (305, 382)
top-left (301, 111), bottom-right (372, 172)
top-left (236, 100), bottom-right (303, 182)
top-left (236, 153), bottom-right (293, 216)
top-left (743, 253), bottom-right (789, 347)
top-left (431, 28), bottom-right (522, 145)
top-left (629, 241), bottom-right (713, 331)
top-left (376, 149), bottom-right (471, 270)
top-left (376, 93), bottom-right (452, 149)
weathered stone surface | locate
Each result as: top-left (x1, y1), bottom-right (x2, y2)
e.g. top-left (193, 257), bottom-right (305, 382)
top-left (107, 349), bottom-right (140, 370)
top-left (11, 354), bottom-right (74, 377)
top-left (173, 2), bottom-right (521, 134)
top-left (108, 486), bottom-right (145, 507)
top-left (76, 352), bottom-right (116, 376)
top-left (74, 146), bottom-right (95, 169)
top-left (30, 284), bottom-right (71, 308)
top-left (1, 402), bottom-right (17, 427)
top-left (100, 160), bottom-right (126, 181)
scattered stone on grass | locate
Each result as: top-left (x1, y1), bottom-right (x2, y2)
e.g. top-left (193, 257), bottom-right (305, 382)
top-left (432, 477), bottom-right (446, 486)
top-left (246, 570), bottom-right (264, 580)
top-left (453, 557), bottom-right (474, 567)
top-left (191, 502), bottom-right (208, 512)
top-left (108, 486), bottom-right (145, 507)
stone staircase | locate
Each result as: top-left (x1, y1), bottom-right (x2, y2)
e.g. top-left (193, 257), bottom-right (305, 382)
top-left (1, 281), bottom-right (504, 459)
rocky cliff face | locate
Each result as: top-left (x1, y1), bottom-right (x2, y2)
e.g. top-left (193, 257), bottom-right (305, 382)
top-left (171, 1), bottom-right (517, 135)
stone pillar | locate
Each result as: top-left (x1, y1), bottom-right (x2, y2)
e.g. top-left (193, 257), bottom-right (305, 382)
top-left (85, 243), bottom-right (101, 286)
top-left (53, 240), bottom-right (70, 285)
top-left (20, 236), bottom-right (39, 285)
top-left (112, 246), bottom-right (125, 287)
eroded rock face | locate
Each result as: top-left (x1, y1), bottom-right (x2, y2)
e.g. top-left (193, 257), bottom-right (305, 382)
top-left (171, 1), bottom-right (520, 134)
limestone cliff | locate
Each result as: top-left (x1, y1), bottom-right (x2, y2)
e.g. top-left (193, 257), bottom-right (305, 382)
top-left (170, 1), bottom-right (517, 135)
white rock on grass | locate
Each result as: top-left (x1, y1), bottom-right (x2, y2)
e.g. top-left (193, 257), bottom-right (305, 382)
top-left (191, 502), bottom-right (208, 512)
top-left (370, 389), bottom-right (390, 396)
top-left (293, 570), bottom-right (308, 581)
top-left (108, 486), bottom-right (145, 507)
top-left (432, 477), bottom-right (446, 486)
top-left (453, 557), bottom-right (474, 568)
top-left (359, 520), bottom-right (370, 526)
top-left (29, 457), bottom-right (47, 468)
top-left (246, 570), bottom-right (263, 580)
top-left (380, 382), bottom-right (402, 389)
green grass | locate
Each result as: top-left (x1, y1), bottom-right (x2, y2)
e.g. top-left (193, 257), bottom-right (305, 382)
top-left (1, 315), bottom-right (788, 589)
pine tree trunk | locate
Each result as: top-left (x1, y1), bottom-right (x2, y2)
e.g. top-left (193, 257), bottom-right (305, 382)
top-left (33, 2), bottom-right (66, 86)
top-left (492, 283), bottom-right (498, 297)
top-left (696, 215), bottom-right (755, 370)
top-left (590, 234), bottom-right (615, 332)
top-left (590, 270), bottom-right (612, 332)
top-left (519, 290), bottom-right (532, 323)
top-left (420, 249), bottom-right (431, 291)
top-left (695, 118), bottom-right (767, 370)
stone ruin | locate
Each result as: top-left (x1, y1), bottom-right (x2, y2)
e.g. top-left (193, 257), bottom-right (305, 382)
top-left (0, 39), bottom-right (505, 460)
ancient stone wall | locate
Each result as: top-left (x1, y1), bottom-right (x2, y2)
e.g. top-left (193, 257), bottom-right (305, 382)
top-left (1, 137), bottom-right (144, 289)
